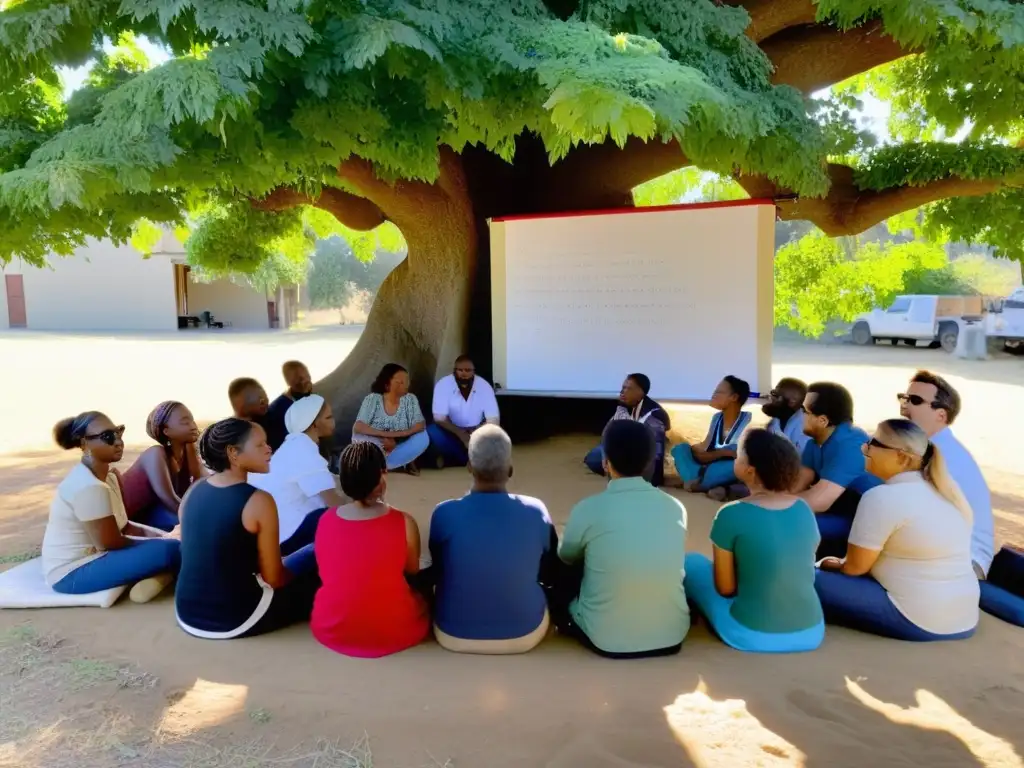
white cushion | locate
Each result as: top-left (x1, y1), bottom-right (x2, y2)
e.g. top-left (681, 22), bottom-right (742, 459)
top-left (0, 558), bottom-right (125, 609)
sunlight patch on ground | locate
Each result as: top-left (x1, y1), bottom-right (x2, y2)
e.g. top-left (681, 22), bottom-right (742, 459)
top-left (664, 680), bottom-right (805, 766)
top-left (157, 679), bottom-right (250, 738)
top-left (845, 678), bottom-right (1023, 768)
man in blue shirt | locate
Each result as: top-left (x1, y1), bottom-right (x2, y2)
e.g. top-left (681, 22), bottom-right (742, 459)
top-left (263, 361), bottom-right (313, 452)
top-left (762, 377), bottom-right (810, 455)
top-left (793, 381), bottom-right (881, 556)
top-left (428, 425), bottom-right (557, 654)
top-left (900, 370), bottom-right (994, 577)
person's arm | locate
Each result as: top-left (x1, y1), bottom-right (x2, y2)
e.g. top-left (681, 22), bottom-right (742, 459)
top-left (482, 383), bottom-right (500, 425)
top-left (558, 503), bottom-right (587, 564)
top-left (138, 447), bottom-right (183, 513)
top-left (434, 416), bottom-right (472, 445)
top-left (296, 467), bottom-right (349, 510)
top-left (800, 480), bottom-right (847, 513)
top-left (242, 490), bottom-right (290, 589)
top-left (691, 417), bottom-right (717, 463)
top-left (403, 512), bottom-right (422, 575)
top-left (712, 545), bottom-right (737, 597)
top-left (821, 488), bottom-right (891, 575)
top-left (708, 503), bottom-right (739, 596)
top-left (402, 395), bottom-right (426, 436)
top-left (800, 437), bottom-right (866, 513)
top-left (820, 544), bottom-right (881, 576)
top-left (352, 395), bottom-right (392, 437)
top-left (792, 441), bottom-right (818, 493)
top-left (76, 485), bottom-right (134, 551)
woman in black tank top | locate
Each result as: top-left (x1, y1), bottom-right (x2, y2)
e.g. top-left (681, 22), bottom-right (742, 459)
top-left (175, 419), bottom-right (320, 639)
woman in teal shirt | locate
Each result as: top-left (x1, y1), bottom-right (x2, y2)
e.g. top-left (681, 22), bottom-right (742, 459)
top-left (684, 428), bottom-right (825, 653)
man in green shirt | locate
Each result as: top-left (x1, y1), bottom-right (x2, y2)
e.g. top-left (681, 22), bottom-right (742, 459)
top-left (556, 420), bottom-right (690, 657)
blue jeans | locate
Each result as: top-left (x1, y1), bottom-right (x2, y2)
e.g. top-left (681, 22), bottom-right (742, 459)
top-left (354, 431), bottom-right (430, 470)
top-left (814, 570), bottom-right (976, 642)
top-left (427, 423), bottom-right (468, 467)
top-left (684, 554), bottom-right (825, 653)
top-left (52, 539), bottom-right (181, 594)
top-left (134, 503), bottom-right (179, 532)
top-left (671, 444), bottom-right (736, 490)
top-left (280, 508), bottom-right (327, 556)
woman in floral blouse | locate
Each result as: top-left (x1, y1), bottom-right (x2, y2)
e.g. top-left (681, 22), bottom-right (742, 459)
top-left (351, 363), bottom-right (429, 474)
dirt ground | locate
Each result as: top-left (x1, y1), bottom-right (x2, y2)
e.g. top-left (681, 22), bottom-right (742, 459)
top-left (1, 329), bottom-right (1022, 767)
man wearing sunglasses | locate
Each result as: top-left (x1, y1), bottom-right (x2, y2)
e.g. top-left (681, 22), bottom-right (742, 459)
top-left (899, 370), bottom-right (993, 578)
top-left (763, 378), bottom-right (810, 455)
top-left (792, 382), bottom-right (882, 557)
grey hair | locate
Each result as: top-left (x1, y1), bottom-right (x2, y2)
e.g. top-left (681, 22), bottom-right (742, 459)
top-left (468, 424), bottom-right (512, 483)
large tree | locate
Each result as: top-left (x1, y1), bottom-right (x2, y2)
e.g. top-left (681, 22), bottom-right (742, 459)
top-left (3, 1), bottom-right (1024, 432)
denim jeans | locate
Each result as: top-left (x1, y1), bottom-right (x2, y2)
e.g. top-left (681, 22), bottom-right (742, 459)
top-left (353, 431), bottom-right (430, 470)
top-left (426, 423), bottom-right (469, 467)
top-left (134, 503), bottom-right (179, 532)
top-left (671, 444), bottom-right (736, 490)
top-left (280, 508), bottom-right (328, 556)
top-left (814, 569), bottom-right (976, 642)
top-left (52, 539), bottom-right (181, 594)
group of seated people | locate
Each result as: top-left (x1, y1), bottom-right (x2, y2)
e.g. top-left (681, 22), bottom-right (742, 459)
top-left (39, 352), bottom-right (1015, 657)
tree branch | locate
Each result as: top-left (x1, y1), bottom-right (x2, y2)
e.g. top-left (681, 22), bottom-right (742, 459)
top-left (548, 136), bottom-right (689, 203)
top-left (738, 164), bottom-right (1006, 235)
top-left (252, 186), bottom-right (386, 231)
top-left (728, 0), bottom-right (816, 44)
top-left (761, 19), bottom-right (912, 94)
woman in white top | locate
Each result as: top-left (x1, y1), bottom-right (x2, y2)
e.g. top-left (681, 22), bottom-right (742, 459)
top-left (247, 395), bottom-right (348, 554)
top-left (41, 411), bottom-right (181, 604)
top-left (815, 418), bottom-right (979, 641)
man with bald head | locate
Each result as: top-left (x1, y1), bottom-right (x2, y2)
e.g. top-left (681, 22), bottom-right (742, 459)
top-left (264, 360), bottom-right (314, 451)
top-left (428, 425), bottom-right (558, 654)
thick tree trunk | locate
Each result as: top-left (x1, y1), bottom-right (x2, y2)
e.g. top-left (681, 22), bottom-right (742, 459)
top-left (316, 135), bottom-right (646, 445)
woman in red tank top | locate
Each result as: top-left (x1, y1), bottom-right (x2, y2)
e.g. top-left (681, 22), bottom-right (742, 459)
top-left (311, 442), bottom-right (429, 658)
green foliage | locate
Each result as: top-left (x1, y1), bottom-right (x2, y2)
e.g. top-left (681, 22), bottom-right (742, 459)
top-left (2, 0), bottom-right (1024, 281)
top-left (633, 167), bottom-right (746, 206)
top-left (775, 233), bottom-right (949, 336)
top-left (307, 236), bottom-right (405, 312)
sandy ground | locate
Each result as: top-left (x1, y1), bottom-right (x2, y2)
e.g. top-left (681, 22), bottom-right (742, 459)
top-left (1, 329), bottom-right (1023, 767)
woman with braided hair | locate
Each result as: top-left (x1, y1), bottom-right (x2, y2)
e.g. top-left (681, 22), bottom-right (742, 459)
top-left (815, 418), bottom-right (980, 641)
top-left (175, 418), bottom-right (320, 640)
top-left (311, 441), bottom-right (430, 657)
top-left (118, 401), bottom-right (206, 531)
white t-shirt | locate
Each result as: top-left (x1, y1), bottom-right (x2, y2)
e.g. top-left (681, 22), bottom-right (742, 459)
top-left (931, 427), bottom-right (994, 574)
top-left (41, 463), bottom-right (129, 585)
top-left (248, 433), bottom-right (335, 543)
top-left (431, 374), bottom-right (500, 429)
top-left (850, 472), bottom-right (979, 635)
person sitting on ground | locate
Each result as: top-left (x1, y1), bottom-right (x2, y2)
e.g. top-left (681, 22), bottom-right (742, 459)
top-left (247, 395), bottom-right (348, 555)
top-left (228, 376), bottom-right (271, 433)
top-left (263, 361), bottom-right (314, 452)
top-left (311, 442), bottom-right (430, 658)
top-left (899, 370), bottom-right (993, 578)
top-left (175, 419), bottom-right (320, 640)
top-left (119, 401), bottom-right (207, 531)
top-left (41, 412), bottom-right (181, 604)
top-left (763, 378), bottom-right (810, 455)
top-left (583, 373), bottom-right (671, 486)
top-left (814, 419), bottom-right (979, 642)
top-left (671, 375), bottom-right (752, 499)
top-left (556, 419), bottom-right (689, 658)
top-left (427, 355), bottom-right (500, 469)
top-left (352, 363), bottom-right (429, 474)
top-left (684, 429), bottom-right (824, 653)
top-left (429, 425), bottom-right (558, 654)
top-left (792, 381), bottom-right (882, 557)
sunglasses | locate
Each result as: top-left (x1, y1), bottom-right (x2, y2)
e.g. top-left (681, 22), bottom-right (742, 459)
top-left (862, 437), bottom-right (900, 454)
top-left (897, 393), bottom-right (938, 408)
top-left (85, 426), bottom-right (125, 445)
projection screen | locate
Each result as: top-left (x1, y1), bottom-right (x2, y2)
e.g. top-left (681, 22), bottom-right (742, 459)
top-left (489, 200), bottom-right (775, 401)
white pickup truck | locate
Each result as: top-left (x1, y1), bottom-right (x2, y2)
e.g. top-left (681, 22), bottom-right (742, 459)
top-left (851, 291), bottom-right (1024, 352)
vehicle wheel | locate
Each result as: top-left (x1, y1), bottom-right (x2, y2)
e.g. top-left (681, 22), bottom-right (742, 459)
top-left (851, 323), bottom-right (874, 346)
top-left (938, 322), bottom-right (959, 353)
top-left (927, 341), bottom-right (941, 349)
top-left (889, 338), bottom-right (898, 346)
top-left (902, 339), bottom-right (916, 346)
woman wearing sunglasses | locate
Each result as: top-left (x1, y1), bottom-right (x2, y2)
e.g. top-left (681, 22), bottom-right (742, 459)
top-left (118, 401), bottom-right (208, 531)
top-left (41, 412), bottom-right (182, 603)
top-left (814, 418), bottom-right (979, 642)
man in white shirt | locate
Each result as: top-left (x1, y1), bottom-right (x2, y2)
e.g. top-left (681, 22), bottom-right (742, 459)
top-left (248, 395), bottom-right (348, 554)
top-left (427, 355), bottom-right (500, 468)
top-left (899, 370), bottom-right (994, 577)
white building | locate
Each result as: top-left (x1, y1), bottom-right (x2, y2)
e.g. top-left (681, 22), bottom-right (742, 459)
top-left (1, 232), bottom-right (297, 331)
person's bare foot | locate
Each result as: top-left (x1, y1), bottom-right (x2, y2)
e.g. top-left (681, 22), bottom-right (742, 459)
top-left (683, 480), bottom-right (702, 493)
top-left (404, 463), bottom-right (421, 476)
top-left (129, 573), bottom-right (174, 604)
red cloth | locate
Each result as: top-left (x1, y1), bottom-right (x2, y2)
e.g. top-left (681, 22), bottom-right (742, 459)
top-left (118, 464), bottom-right (156, 518)
top-left (311, 507), bottom-right (429, 658)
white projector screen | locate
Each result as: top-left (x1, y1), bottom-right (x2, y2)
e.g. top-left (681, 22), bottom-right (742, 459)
top-left (489, 200), bottom-right (774, 401)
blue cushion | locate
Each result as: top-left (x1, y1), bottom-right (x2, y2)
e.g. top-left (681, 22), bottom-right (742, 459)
top-left (979, 581), bottom-right (1024, 627)
top-left (988, 546), bottom-right (1024, 599)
